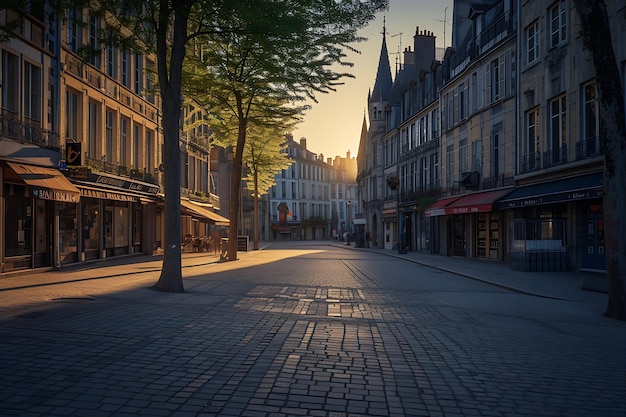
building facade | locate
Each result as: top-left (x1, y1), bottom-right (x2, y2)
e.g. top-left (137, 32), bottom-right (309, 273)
top-left (0, 4), bottom-right (226, 273)
top-left (266, 135), bottom-right (357, 242)
top-left (357, 27), bottom-right (393, 249)
top-left (500, 0), bottom-right (624, 273)
top-left (357, 0), bottom-right (625, 278)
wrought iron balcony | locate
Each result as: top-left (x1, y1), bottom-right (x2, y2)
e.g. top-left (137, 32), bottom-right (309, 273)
top-left (0, 114), bottom-right (60, 150)
top-left (85, 155), bottom-right (159, 185)
top-left (520, 151), bottom-right (541, 174)
top-left (575, 136), bottom-right (603, 160)
top-left (543, 146), bottom-right (568, 168)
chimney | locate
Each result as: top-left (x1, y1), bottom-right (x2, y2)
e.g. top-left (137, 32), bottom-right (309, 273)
top-left (327, 157), bottom-right (332, 165)
top-left (346, 150), bottom-right (351, 159)
top-left (299, 137), bottom-right (307, 149)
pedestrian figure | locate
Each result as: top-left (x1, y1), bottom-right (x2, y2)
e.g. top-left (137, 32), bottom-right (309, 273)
top-left (365, 232), bottom-right (371, 248)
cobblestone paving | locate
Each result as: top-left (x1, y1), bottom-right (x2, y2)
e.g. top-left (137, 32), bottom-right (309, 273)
top-left (0, 244), bottom-right (624, 417)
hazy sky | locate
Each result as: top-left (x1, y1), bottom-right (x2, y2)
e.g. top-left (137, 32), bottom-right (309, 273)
top-left (292, 0), bottom-right (454, 160)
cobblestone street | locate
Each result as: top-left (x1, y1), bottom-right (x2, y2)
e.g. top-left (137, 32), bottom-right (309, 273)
top-left (0, 242), bottom-right (624, 416)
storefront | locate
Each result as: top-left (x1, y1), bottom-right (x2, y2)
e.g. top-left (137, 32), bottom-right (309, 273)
top-left (497, 172), bottom-right (603, 272)
top-left (1, 161), bottom-right (80, 272)
top-left (425, 189), bottom-right (513, 259)
top-left (382, 207), bottom-right (397, 251)
top-left (66, 168), bottom-right (160, 264)
top-left (180, 198), bottom-right (229, 235)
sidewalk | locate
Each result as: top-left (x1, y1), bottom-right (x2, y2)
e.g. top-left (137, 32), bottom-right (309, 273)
top-left (0, 241), bottom-right (609, 309)
top-left (334, 242), bottom-right (608, 306)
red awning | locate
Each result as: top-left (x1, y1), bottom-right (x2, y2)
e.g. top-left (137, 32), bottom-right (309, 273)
top-left (425, 196), bottom-right (461, 217)
top-left (444, 188), bottom-right (513, 215)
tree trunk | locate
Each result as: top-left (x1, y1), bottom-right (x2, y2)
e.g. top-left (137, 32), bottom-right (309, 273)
top-left (574, 0), bottom-right (626, 320)
top-left (226, 113), bottom-right (247, 261)
top-left (152, 4), bottom-right (190, 292)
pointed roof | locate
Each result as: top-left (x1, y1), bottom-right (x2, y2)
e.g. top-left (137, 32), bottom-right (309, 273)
top-left (356, 111), bottom-right (368, 170)
top-left (371, 20), bottom-right (393, 103)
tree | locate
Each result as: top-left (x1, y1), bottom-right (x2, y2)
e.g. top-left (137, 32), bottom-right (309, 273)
top-left (573, 0), bottom-right (626, 320)
top-left (242, 126), bottom-right (293, 250)
top-left (87, 0), bottom-right (245, 292)
top-left (183, 0), bottom-right (388, 261)
top-left (88, 0), bottom-right (306, 290)
top-left (5, 0), bottom-right (387, 290)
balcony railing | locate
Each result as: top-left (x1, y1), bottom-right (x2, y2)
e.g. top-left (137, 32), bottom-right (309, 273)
top-left (520, 151), bottom-right (541, 174)
top-left (1, 114), bottom-right (60, 150)
top-left (575, 136), bottom-right (603, 160)
top-left (482, 174), bottom-right (514, 189)
top-left (543, 145), bottom-right (568, 168)
top-left (479, 14), bottom-right (509, 52)
top-left (85, 156), bottom-right (159, 184)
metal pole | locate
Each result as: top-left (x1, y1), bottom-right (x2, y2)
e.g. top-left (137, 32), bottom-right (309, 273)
top-left (397, 189), bottom-right (402, 254)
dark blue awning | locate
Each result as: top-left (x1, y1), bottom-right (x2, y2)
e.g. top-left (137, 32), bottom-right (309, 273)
top-left (497, 172), bottom-right (603, 209)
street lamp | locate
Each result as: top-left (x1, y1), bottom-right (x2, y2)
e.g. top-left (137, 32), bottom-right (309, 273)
top-left (345, 200), bottom-right (352, 245)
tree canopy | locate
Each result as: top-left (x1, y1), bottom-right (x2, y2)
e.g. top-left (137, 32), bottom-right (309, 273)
top-left (183, 0), bottom-right (388, 260)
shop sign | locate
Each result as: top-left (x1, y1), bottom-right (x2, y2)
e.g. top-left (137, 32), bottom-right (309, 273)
top-left (94, 174), bottom-right (159, 195)
top-left (33, 188), bottom-right (79, 202)
top-left (80, 188), bottom-right (139, 202)
top-left (66, 166), bottom-right (90, 179)
top-left (66, 142), bottom-right (82, 166)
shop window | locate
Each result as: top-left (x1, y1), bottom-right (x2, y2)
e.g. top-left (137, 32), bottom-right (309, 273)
top-left (4, 184), bottom-right (31, 257)
top-left (59, 202), bottom-right (77, 261)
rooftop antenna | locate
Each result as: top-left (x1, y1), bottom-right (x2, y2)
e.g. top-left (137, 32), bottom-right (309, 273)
top-left (434, 6), bottom-right (451, 50)
top-left (391, 32), bottom-right (403, 74)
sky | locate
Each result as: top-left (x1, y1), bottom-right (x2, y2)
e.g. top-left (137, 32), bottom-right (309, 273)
top-left (292, 0), bottom-right (454, 160)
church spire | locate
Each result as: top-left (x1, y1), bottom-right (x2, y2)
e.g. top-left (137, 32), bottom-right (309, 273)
top-left (356, 110), bottom-right (368, 168)
top-left (371, 17), bottom-right (393, 103)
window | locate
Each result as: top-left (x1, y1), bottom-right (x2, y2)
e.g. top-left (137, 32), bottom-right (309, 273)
top-left (89, 15), bottom-right (101, 67)
top-left (67, 8), bottom-right (82, 53)
top-left (410, 161), bottom-right (417, 192)
top-left (120, 117), bottom-right (129, 165)
top-left (23, 62), bottom-right (41, 123)
top-left (458, 138), bottom-right (468, 175)
top-left (66, 90), bottom-right (79, 142)
top-left (431, 109), bottom-right (439, 138)
top-left (446, 144), bottom-right (455, 187)
top-left (525, 108), bottom-right (541, 171)
top-left (146, 129), bottom-right (154, 174)
top-left (549, 95), bottom-right (567, 164)
top-left (470, 72), bottom-right (478, 113)
top-left (491, 55), bottom-right (505, 102)
top-left (88, 101), bottom-right (99, 158)
top-left (447, 92), bottom-right (453, 128)
top-left (105, 110), bottom-right (114, 163)
top-left (420, 157), bottom-right (427, 190)
top-left (1, 50), bottom-right (19, 113)
top-left (471, 139), bottom-right (482, 173)
top-left (581, 83), bottom-right (600, 156)
top-left (134, 54), bottom-right (143, 94)
top-left (526, 21), bottom-right (540, 64)
top-left (431, 152), bottom-right (439, 188)
top-left (458, 82), bottom-right (468, 120)
top-left (145, 59), bottom-right (155, 103)
top-left (133, 124), bottom-right (140, 168)
top-left (549, 1), bottom-right (566, 48)
top-left (121, 51), bottom-right (130, 88)
top-left (491, 131), bottom-right (505, 179)
top-left (106, 45), bottom-right (117, 78)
